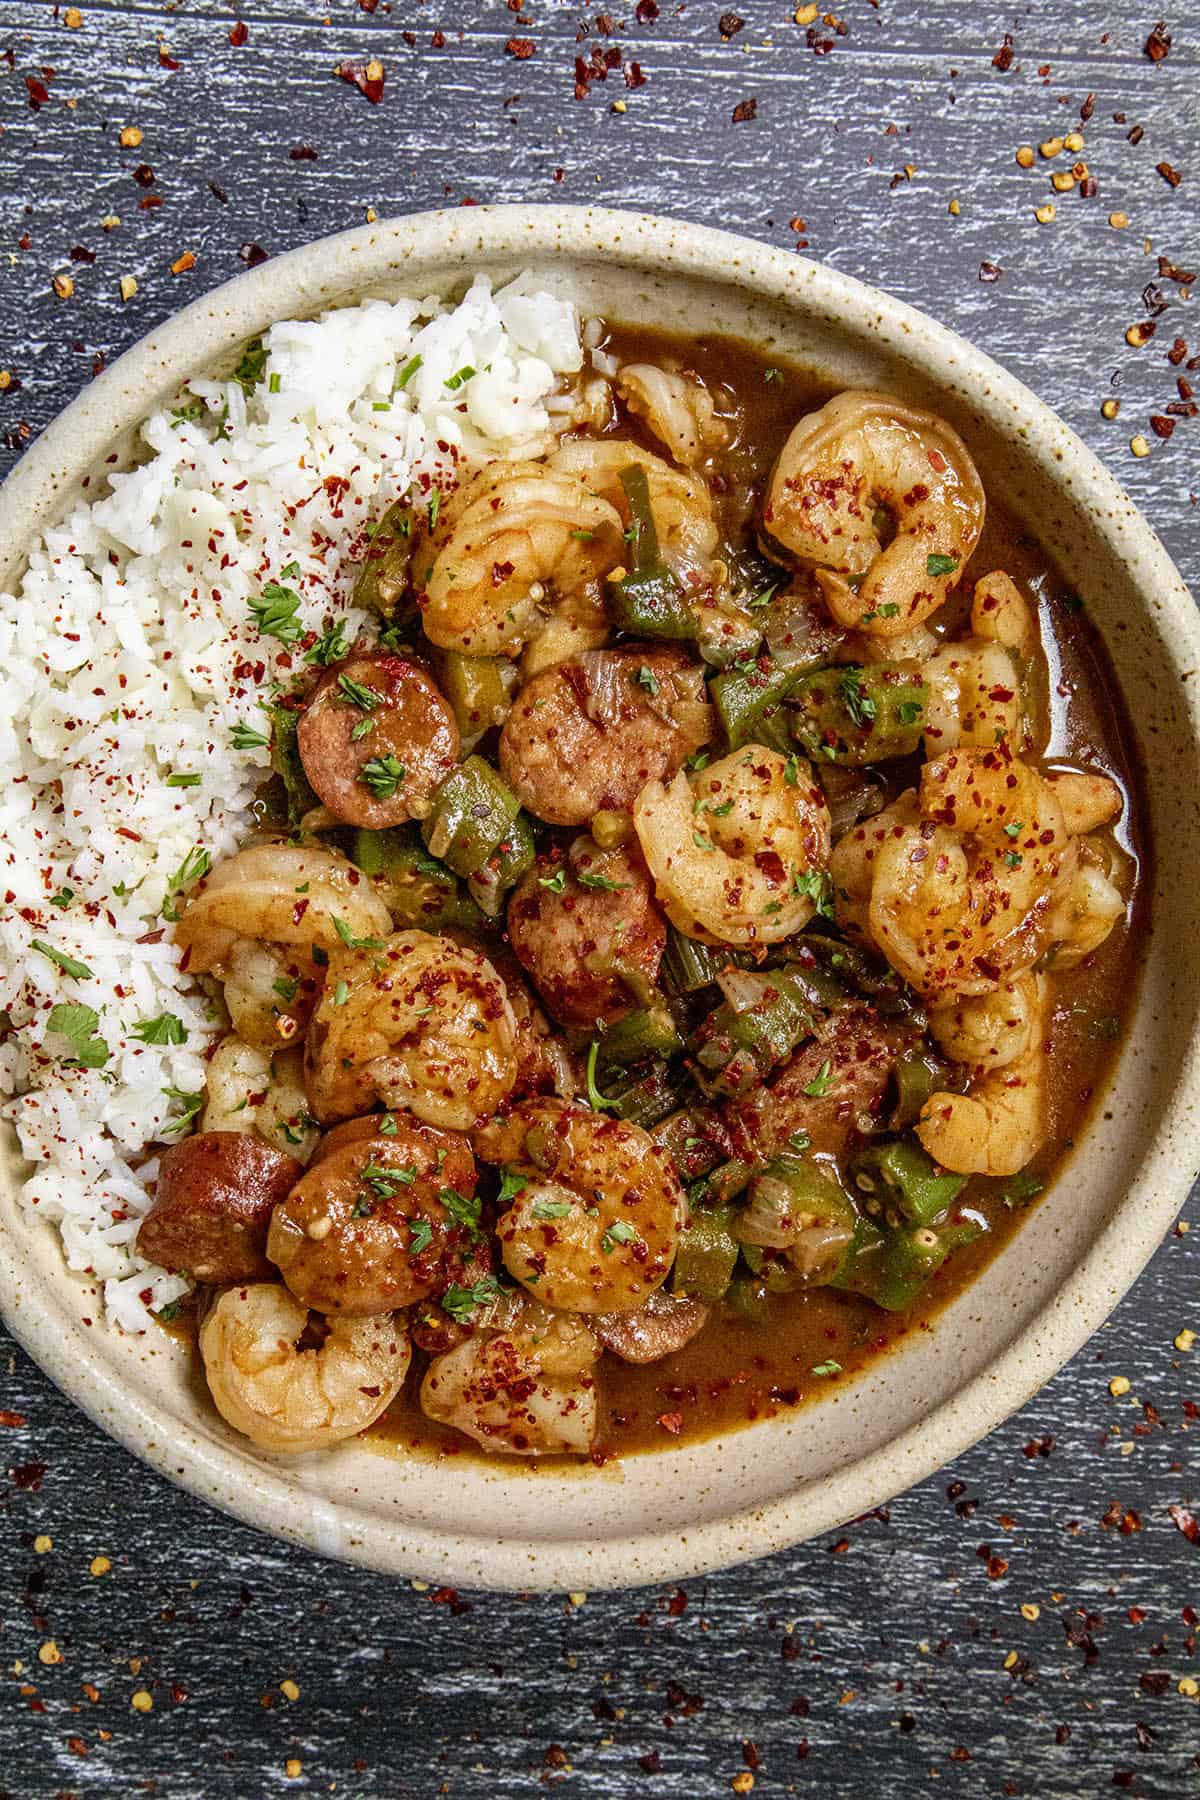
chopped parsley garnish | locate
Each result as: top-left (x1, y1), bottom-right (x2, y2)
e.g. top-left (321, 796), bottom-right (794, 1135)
top-left (897, 699), bottom-right (924, 726)
top-left (586, 1039), bottom-right (620, 1113)
top-left (272, 975), bottom-right (298, 1004)
top-left (408, 1217), bottom-right (434, 1255)
top-left (802, 1059), bottom-right (835, 1098)
top-left (1003, 820), bottom-right (1023, 838)
top-left (161, 1086), bottom-right (204, 1134)
top-left (395, 354), bottom-right (423, 391)
top-left (444, 364), bottom-right (476, 391)
top-left (168, 846), bottom-right (211, 894)
top-left (48, 887), bottom-right (73, 911)
top-left (131, 1013), bottom-right (186, 1046)
top-left (360, 1161), bottom-right (417, 1199)
top-left (577, 871), bottom-right (629, 892)
top-left (351, 1195), bottom-right (374, 1218)
top-left (441, 1275), bottom-right (502, 1323)
top-left (31, 940), bottom-right (93, 980)
top-left (230, 722), bottom-right (270, 751)
top-left (788, 1130), bottom-right (812, 1154)
top-left (427, 488), bottom-right (441, 532)
top-left (337, 674), bottom-right (380, 713)
top-left (333, 979), bottom-right (349, 1006)
top-left (378, 1114), bottom-right (398, 1136)
top-left (684, 749), bottom-right (711, 772)
top-left (306, 622), bottom-right (351, 667)
top-left (1000, 1171), bottom-right (1044, 1209)
top-left (332, 916), bottom-right (385, 951)
top-left (439, 1186), bottom-right (482, 1236)
top-left (167, 771), bottom-right (202, 788)
top-left (1004, 850), bottom-right (1023, 869)
top-left (783, 754), bottom-right (800, 787)
top-left (359, 755), bottom-right (407, 799)
top-left (635, 664), bottom-right (660, 697)
top-left (47, 1002), bottom-right (109, 1068)
top-left (601, 1219), bottom-right (638, 1253)
top-left (232, 337), bottom-right (267, 393)
top-left (496, 1166), bottom-right (529, 1206)
top-left (811, 1359), bottom-right (842, 1377)
top-left (249, 579), bottom-right (304, 644)
top-left (763, 367), bottom-right (783, 383)
top-left (839, 668), bottom-right (877, 729)
top-left (792, 869), bottom-right (834, 918)
top-left (926, 552), bottom-right (960, 579)
top-left (532, 1197), bottom-right (573, 1221)
top-left (570, 529), bottom-right (596, 542)
top-left (538, 869), bottom-right (568, 894)
top-left (692, 831), bottom-right (715, 852)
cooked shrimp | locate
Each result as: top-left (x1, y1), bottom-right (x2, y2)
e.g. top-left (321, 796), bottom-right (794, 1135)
top-left (917, 973), bottom-right (1048, 1175)
top-left (177, 844), bottom-right (392, 1046)
top-left (549, 439), bottom-right (719, 586)
top-left (633, 745), bottom-right (832, 946)
top-left (928, 976), bottom-right (1039, 1070)
top-left (305, 929), bottom-right (518, 1130)
top-left (970, 569), bottom-right (1036, 655)
top-left (267, 1118), bottom-right (479, 1316)
top-left (420, 1297), bottom-right (599, 1456)
top-left (762, 390), bottom-right (985, 638)
top-left (418, 460), bottom-right (624, 657)
top-left (492, 1100), bottom-right (686, 1312)
top-left (1043, 843), bottom-right (1126, 966)
top-left (591, 1288), bottom-right (709, 1363)
top-left (616, 364), bottom-right (731, 468)
top-left (922, 637), bottom-right (1026, 753)
top-left (201, 1035), bottom-right (319, 1162)
top-left (833, 746), bottom-right (1074, 997)
top-left (499, 647), bottom-right (712, 828)
top-left (1045, 769), bottom-right (1123, 836)
top-left (199, 1284), bottom-right (411, 1452)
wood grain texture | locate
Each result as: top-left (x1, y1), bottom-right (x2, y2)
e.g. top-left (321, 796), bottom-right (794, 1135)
top-left (0, 2), bottom-right (1198, 1794)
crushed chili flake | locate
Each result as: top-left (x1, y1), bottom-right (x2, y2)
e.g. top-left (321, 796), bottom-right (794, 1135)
top-left (1156, 161), bottom-right (1182, 188)
top-left (979, 261), bottom-right (1003, 283)
top-left (26, 74), bottom-right (52, 109)
top-left (1149, 414), bottom-right (1176, 439)
top-left (506, 36), bottom-right (536, 58)
top-left (1144, 22), bottom-right (1171, 62)
top-left (170, 250), bottom-right (196, 276)
top-left (158, 43), bottom-right (180, 69)
top-left (289, 145), bottom-right (318, 161)
top-left (132, 163), bottom-right (155, 187)
top-left (1168, 1503), bottom-right (1200, 1546)
top-left (238, 241), bottom-right (269, 267)
top-left (337, 58), bottom-right (386, 102)
top-left (992, 35), bottom-right (1013, 70)
top-left (731, 97), bottom-right (758, 123)
top-left (719, 11), bottom-right (745, 37)
top-left (657, 1410), bottom-right (683, 1434)
top-left (228, 19), bottom-right (248, 46)
top-left (0, 1409), bottom-right (27, 1428)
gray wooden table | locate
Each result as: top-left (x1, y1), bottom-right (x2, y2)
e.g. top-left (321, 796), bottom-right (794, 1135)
top-left (1, 4), bottom-right (1198, 1795)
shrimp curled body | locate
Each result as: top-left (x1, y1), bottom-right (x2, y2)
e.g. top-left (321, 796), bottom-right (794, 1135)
top-left (634, 746), bottom-right (832, 947)
top-left (488, 1100), bottom-right (687, 1313)
top-left (305, 930), bottom-right (518, 1130)
top-left (917, 973), bottom-right (1049, 1176)
top-left (762, 390), bottom-right (985, 639)
top-left (199, 1283), bottom-right (411, 1452)
top-left (420, 1297), bottom-right (600, 1456)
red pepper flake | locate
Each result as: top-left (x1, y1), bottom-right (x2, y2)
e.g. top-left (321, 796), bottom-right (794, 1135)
top-left (657, 1410), bottom-right (683, 1434)
top-left (624, 60), bottom-right (646, 88)
top-left (1149, 414), bottom-right (1175, 439)
top-left (69, 245), bottom-right (96, 264)
top-left (132, 163), bottom-right (156, 188)
top-left (1144, 21), bottom-right (1171, 62)
top-left (228, 19), bottom-right (248, 45)
top-left (719, 11), bottom-right (745, 37)
top-left (170, 250), bottom-right (196, 276)
top-left (731, 97), bottom-right (757, 123)
top-left (289, 146), bottom-right (318, 161)
top-left (635, 0), bottom-right (659, 19)
top-left (1140, 1669), bottom-right (1171, 1695)
top-left (506, 36), bottom-right (535, 58)
top-left (336, 58), bottom-right (386, 102)
top-left (26, 74), bottom-right (51, 109)
top-left (1168, 1502), bottom-right (1200, 1546)
top-left (0, 1410), bottom-right (27, 1428)
top-left (828, 1537), bottom-right (851, 1554)
top-left (1156, 161), bottom-right (1182, 189)
top-left (158, 44), bottom-right (181, 69)
top-left (979, 261), bottom-right (1003, 283)
top-left (9, 1460), bottom-right (47, 1490)
top-left (238, 241), bottom-right (269, 267)
top-left (991, 35), bottom-right (1013, 70)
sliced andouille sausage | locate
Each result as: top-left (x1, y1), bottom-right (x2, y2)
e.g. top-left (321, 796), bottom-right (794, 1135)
top-left (507, 837), bottom-right (666, 1028)
top-left (136, 1131), bottom-right (303, 1284)
top-left (591, 1289), bottom-right (710, 1364)
top-left (726, 1007), bottom-right (911, 1163)
top-left (498, 647), bottom-right (712, 827)
top-left (266, 1117), bottom-right (478, 1316)
top-left (296, 647), bottom-right (459, 830)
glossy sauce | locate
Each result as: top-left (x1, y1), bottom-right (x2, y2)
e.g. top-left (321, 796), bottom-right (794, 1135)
top-left (370, 324), bottom-right (1148, 1466)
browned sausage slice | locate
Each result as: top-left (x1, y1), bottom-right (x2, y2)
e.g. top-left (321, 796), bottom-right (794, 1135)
top-left (507, 837), bottom-right (666, 1028)
top-left (136, 1132), bottom-right (303, 1284)
top-left (498, 647), bottom-right (712, 827)
top-left (267, 1118), bottom-right (479, 1316)
top-left (726, 1007), bottom-right (910, 1163)
top-left (592, 1289), bottom-right (709, 1364)
top-left (297, 648), bottom-right (459, 829)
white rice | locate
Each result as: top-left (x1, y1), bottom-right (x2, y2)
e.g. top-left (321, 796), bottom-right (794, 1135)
top-left (0, 274), bottom-right (583, 1333)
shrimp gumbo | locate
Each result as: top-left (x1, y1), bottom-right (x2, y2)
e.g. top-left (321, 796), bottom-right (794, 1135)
top-left (148, 324), bottom-right (1142, 1461)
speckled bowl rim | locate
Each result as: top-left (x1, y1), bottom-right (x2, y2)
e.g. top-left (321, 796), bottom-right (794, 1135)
top-left (1, 205), bottom-right (1198, 1591)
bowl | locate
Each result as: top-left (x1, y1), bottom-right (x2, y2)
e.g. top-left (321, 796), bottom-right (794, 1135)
top-left (2, 205), bottom-right (1198, 1592)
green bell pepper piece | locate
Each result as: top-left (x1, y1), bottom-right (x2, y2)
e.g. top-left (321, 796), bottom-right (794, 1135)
top-left (421, 756), bottom-right (520, 877)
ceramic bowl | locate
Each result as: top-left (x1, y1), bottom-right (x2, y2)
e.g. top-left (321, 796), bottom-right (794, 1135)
top-left (1, 206), bottom-right (1198, 1592)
